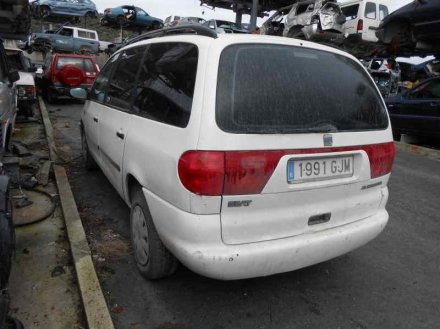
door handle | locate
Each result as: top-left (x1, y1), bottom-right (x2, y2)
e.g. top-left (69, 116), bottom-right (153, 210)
top-left (93, 117), bottom-right (98, 122)
top-left (116, 131), bottom-right (125, 140)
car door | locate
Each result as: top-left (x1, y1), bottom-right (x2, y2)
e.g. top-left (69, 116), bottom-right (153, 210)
top-left (83, 54), bottom-right (118, 164)
top-left (363, 1), bottom-right (379, 42)
top-left (55, 27), bottom-right (74, 52)
top-left (98, 45), bottom-right (146, 196)
top-left (397, 79), bottom-right (440, 137)
top-left (0, 48), bottom-right (15, 151)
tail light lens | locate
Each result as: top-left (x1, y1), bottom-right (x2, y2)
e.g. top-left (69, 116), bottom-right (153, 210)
top-left (386, 63), bottom-right (392, 70)
top-left (25, 86), bottom-right (36, 95)
top-left (178, 143), bottom-right (395, 196)
top-left (357, 19), bottom-right (363, 32)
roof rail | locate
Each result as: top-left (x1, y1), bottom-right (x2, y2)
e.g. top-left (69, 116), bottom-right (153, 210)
top-left (125, 24), bottom-right (218, 46)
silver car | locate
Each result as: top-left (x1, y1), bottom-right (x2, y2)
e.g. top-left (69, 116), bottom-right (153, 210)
top-left (283, 0), bottom-right (346, 44)
top-left (0, 39), bottom-right (19, 155)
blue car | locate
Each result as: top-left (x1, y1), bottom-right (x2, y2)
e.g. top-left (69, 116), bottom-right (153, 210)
top-left (101, 6), bottom-right (163, 31)
top-left (386, 77), bottom-right (440, 140)
top-left (31, 0), bottom-right (98, 19)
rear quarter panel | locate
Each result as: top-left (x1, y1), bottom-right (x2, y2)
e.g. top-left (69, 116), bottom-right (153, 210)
top-left (122, 37), bottom-right (218, 214)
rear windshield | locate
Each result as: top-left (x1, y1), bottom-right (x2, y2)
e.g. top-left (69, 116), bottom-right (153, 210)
top-left (216, 44), bottom-right (388, 134)
top-left (56, 57), bottom-right (95, 72)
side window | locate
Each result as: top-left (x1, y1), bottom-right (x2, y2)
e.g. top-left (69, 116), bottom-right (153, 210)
top-left (90, 54), bottom-right (119, 103)
top-left (105, 46), bottom-right (146, 111)
top-left (379, 5), bottom-right (389, 20)
top-left (132, 42), bottom-right (199, 128)
top-left (209, 21), bottom-right (216, 29)
top-left (365, 2), bottom-right (376, 20)
top-left (59, 28), bottom-right (73, 37)
top-left (409, 81), bottom-right (440, 100)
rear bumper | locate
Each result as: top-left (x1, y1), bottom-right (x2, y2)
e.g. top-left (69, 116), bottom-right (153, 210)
top-left (50, 85), bottom-right (91, 96)
top-left (144, 188), bottom-right (389, 280)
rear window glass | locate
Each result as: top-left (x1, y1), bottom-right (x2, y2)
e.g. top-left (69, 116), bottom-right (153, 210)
top-left (341, 4), bottom-right (359, 20)
top-left (216, 44), bottom-right (388, 134)
top-left (56, 57), bottom-right (95, 72)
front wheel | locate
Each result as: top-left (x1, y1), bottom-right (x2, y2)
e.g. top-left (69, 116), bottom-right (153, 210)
top-left (81, 129), bottom-right (98, 170)
top-left (130, 188), bottom-right (178, 280)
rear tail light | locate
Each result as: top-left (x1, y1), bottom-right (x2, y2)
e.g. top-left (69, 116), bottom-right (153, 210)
top-left (25, 86), bottom-right (36, 95)
top-left (386, 63), bottom-right (392, 70)
top-left (178, 143), bottom-right (395, 196)
top-left (357, 19), bottom-right (363, 33)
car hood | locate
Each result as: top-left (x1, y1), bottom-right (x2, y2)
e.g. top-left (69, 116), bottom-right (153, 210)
top-left (17, 71), bottom-right (35, 86)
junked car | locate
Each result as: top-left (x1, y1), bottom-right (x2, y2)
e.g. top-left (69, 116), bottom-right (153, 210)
top-left (260, 5), bottom-right (293, 36)
top-left (365, 58), bottom-right (401, 97)
top-left (386, 76), bottom-right (440, 141)
top-left (5, 45), bottom-right (37, 117)
top-left (101, 6), bottom-right (163, 31)
top-left (31, 0), bottom-right (98, 19)
top-left (283, 0), bottom-right (346, 44)
top-left (72, 26), bottom-right (395, 281)
top-left (375, 0), bottom-right (440, 56)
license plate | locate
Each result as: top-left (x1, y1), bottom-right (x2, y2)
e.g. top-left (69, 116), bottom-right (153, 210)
top-left (287, 156), bottom-right (354, 183)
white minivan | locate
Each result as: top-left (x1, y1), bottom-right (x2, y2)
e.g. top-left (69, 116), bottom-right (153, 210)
top-left (74, 27), bottom-right (396, 281)
top-left (341, 0), bottom-right (390, 43)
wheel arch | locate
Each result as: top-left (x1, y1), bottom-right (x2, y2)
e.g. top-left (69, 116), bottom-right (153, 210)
top-left (126, 173), bottom-right (142, 206)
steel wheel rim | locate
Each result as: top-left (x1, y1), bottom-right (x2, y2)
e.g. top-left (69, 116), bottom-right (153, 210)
top-left (132, 205), bottom-right (150, 266)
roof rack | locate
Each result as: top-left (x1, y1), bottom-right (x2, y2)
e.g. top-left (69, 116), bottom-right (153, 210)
top-left (125, 25), bottom-right (218, 46)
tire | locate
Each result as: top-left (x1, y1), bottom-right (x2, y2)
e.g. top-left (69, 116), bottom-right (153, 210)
top-left (0, 212), bottom-right (14, 290)
top-left (81, 128), bottom-right (98, 170)
top-left (152, 21), bottom-right (163, 30)
top-left (130, 187), bottom-right (178, 280)
top-left (46, 89), bottom-right (57, 104)
top-left (100, 17), bottom-right (108, 26)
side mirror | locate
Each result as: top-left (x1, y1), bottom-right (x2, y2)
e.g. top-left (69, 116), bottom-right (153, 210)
top-left (70, 88), bottom-right (88, 100)
top-left (8, 70), bottom-right (20, 85)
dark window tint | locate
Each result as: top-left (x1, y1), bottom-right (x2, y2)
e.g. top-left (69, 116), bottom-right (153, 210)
top-left (105, 46), bottom-right (145, 111)
top-left (216, 45), bottom-right (388, 134)
top-left (56, 57), bottom-right (95, 72)
top-left (132, 42), bottom-right (198, 128)
top-left (341, 4), bottom-right (359, 20)
top-left (379, 5), bottom-right (389, 20)
top-left (365, 2), bottom-right (376, 19)
top-left (90, 53), bottom-right (118, 103)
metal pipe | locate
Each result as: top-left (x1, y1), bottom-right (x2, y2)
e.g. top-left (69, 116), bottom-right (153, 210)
top-left (250, 0), bottom-right (258, 32)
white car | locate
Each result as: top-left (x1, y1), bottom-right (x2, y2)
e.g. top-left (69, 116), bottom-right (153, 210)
top-left (74, 27), bottom-right (395, 280)
top-left (341, 0), bottom-right (390, 43)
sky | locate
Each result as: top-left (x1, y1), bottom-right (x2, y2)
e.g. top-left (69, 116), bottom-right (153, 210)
top-left (93, 0), bottom-right (414, 23)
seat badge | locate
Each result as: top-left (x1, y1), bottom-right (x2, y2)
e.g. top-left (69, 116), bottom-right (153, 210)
top-left (323, 134), bottom-right (333, 147)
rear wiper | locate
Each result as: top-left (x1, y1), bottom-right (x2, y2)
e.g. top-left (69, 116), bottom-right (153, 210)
top-left (303, 123), bottom-right (339, 133)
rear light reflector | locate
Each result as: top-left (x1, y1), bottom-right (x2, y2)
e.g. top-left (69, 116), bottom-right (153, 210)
top-left (178, 143), bottom-right (395, 196)
top-left (178, 151), bottom-right (225, 196)
top-left (357, 19), bottom-right (363, 33)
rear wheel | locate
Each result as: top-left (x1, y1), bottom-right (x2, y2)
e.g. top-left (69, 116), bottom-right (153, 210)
top-left (130, 187), bottom-right (178, 280)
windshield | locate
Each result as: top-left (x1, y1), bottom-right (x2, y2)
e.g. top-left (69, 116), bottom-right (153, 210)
top-left (341, 4), bottom-right (359, 20)
top-left (216, 44), bottom-right (388, 134)
top-left (216, 20), bottom-right (241, 29)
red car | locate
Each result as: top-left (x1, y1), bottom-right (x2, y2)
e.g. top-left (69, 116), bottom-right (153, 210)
top-left (38, 53), bottom-right (99, 103)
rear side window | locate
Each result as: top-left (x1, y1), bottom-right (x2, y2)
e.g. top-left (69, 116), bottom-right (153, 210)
top-left (365, 2), bottom-right (376, 19)
top-left (132, 42), bottom-right (198, 128)
top-left (341, 4), bottom-right (359, 20)
top-left (379, 5), bottom-right (389, 20)
top-left (56, 57), bottom-right (95, 72)
top-left (216, 44), bottom-right (388, 134)
top-left (77, 30), bottom-right (96, 40)
top-left (105, 46), bottom-right (145, 111)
